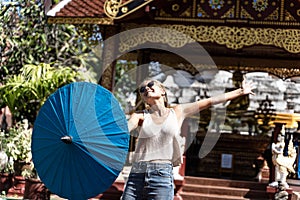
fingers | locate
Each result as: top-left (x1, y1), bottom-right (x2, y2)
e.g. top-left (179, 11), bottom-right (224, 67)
top-left (249, 90), bottom-right (256, 96)
top-left (242, 75), bottom-right (256, 95)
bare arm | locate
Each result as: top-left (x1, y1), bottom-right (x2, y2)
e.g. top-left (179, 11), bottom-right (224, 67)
top-left (127, 112), bottom-right (143, 132)
top-left (180, 79), bottom-right (255, 118)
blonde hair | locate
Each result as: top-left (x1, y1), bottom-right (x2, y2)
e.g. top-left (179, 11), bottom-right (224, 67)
top-left (139, 79), bottom-right (169, 107)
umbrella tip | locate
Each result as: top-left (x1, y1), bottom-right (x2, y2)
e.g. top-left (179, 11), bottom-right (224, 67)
top-left (61, 136), bottom-right (73, 144)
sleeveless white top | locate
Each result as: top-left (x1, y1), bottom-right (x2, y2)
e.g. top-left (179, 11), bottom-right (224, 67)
top-left (132, 108), bottom-right (184, 166)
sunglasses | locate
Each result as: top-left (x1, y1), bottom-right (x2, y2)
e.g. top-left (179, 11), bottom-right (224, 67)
top-left (139, 81), bottom-right (155, 93)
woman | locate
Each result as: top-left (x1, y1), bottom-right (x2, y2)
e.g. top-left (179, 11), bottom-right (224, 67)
top-left (122, 78), bottom-right (255, 200)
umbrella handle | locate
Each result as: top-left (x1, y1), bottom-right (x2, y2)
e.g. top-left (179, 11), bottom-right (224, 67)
top-left (61, 136), bottom-right (72, 144)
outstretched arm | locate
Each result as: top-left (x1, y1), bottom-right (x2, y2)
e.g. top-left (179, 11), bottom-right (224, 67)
top-left (210, 78), bottom-right (255, 105)
top-left (180, 79), bottom-right (255, 118)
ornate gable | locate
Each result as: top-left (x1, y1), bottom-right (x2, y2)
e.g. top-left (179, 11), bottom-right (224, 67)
top-left (46, 0), bottom-right (155, 24)
top-left (155, 0), bottom-right (300, 28)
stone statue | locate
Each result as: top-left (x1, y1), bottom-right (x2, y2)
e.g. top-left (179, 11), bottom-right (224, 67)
top-left (269, 126), bottom-right (297, 188)
top-left (274, 182), bottom-right (289, 200)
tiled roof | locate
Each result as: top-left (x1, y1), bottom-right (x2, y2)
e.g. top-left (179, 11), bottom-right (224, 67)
top-left (47, 0), bottom-right (107, 17)
top-left (47, 0), bottom-right (136, 17)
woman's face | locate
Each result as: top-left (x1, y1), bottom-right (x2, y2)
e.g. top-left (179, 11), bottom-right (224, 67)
top-left (139, 80), bottom-right (165, 101)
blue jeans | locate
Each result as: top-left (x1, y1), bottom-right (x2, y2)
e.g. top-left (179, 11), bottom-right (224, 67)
top-left (121, 162), bottom-right (174, 200)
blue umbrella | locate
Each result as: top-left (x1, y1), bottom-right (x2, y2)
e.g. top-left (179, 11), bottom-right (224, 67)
top-left (31, 82), bottom-right (129, 200)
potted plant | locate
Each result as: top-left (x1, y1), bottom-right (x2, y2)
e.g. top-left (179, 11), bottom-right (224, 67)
top-left (5, 120), bottom-right (32, 175)
top-left (0, 119), bottom-right (32, 197)
top-left (4, 119), bottom-right (50, 199)
top-left (0, 130), bottom-right (14, 196)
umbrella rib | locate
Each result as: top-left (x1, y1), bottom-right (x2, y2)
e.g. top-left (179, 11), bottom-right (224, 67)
top-left (34, 123), bottom-right (62, 138)
top-left (49, 100), bottom-right (68, 132)
top-left (72, 83), bottom-right (96, 119)
top-left (60, 87), bottom-right (73, 135)
top-left (69, 144), bottom-right (108, 198)
top-left (76, 144), bottom-right (118, 186)
top-left (77, 142), bottom-right (126, 173)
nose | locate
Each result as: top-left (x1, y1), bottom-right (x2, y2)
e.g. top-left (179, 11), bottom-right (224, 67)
top-left (145, 85), bottom-right (154, 92)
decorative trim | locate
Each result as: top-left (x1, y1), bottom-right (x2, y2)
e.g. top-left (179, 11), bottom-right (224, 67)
top-left (155, 0), bottom-right (300, 27)
top-left (154, 17), bottom-right (225, 23)
top-left (104, 0), bottom-right (154, 19)
top-left (154, 16), bottom-right (300, 27)
top-left (47, 17), bottom-right (114, 25)
top-left (219, 65), bottom-right (300, 80)
top-left (148, 52), bottom-right (300, 79)
top-left (119, 24), bottom-right (300, 54)
top-left (103, 0), bottom-right (123, 19)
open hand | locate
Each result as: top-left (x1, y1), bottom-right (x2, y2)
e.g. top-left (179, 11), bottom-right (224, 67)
top-left (242, 77), bottom-right (255, 95)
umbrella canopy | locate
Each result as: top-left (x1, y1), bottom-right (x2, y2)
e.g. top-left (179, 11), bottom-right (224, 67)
top-left (32, 82), bottom-right (129, 199)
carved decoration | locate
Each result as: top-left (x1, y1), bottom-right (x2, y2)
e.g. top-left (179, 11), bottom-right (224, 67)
top-left (155, 0), bottom-right (300, 27)
top-left (47, 17), bottom-right (113, 25)
top-left (222, 7), bottom-right (235, 19)
top-left (219, 65), bottom-right (300, 80)
top-left (270, 68), bottom-right (300, 80)
top-left (264, 8), bottom-right (279, 20)
top-left (209, 0), bottom-right (225, 10)
top-left (127, 51), bottom-right (300, 79)
top-left (197, 4), bottom-right (209, 18)
top-left (119, 24), bottom-right (300, 54)
top-left (103, 0), bottom-right (122, 19)
top-left (252, 0), bottom-right (269, 13)
top-left (158, 0), bottom-right (190, 17)
top-left (103, 0), bottom-right (154, 19)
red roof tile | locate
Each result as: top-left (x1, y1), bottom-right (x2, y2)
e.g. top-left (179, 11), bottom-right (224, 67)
top-left (47, 0), bottom-right (130, 17)
top-left (55, 0), bottom-right (104, 17)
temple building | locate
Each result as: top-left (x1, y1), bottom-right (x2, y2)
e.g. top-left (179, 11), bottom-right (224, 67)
top-left (45, 0), bottom-right (300, 199)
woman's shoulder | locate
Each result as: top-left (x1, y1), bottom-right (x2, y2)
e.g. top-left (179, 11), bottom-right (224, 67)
top-left (131, 110), bottom-right (144, 117)
top-left (169, 105), bottom-right (185, 120)
top-left (170, 104), bottom-right (182, 113)
top-left (132, 110), bottom-right (146, 126)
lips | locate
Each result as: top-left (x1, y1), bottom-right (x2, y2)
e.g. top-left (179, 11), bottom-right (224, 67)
top-left (144, 88), bottom-right (154, 97)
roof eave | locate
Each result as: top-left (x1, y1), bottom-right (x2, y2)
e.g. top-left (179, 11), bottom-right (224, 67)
top-left (47, 16), bottom-right (114, 25)
top-left (46, 0), bottom-right (73, 17)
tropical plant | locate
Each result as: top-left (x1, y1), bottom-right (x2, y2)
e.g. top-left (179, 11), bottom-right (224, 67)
top-left (0, 63), bottom-right (81, 124)
top-left (0, 0), bottom-right (99, 82)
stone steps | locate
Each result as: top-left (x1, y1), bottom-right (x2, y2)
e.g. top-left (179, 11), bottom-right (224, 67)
top-left (180, 192), bottom-right (263, 200)
top-left (180, 176), bottom-right (270, 200)
top-left (184, 176), bottom-right (268, 190)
